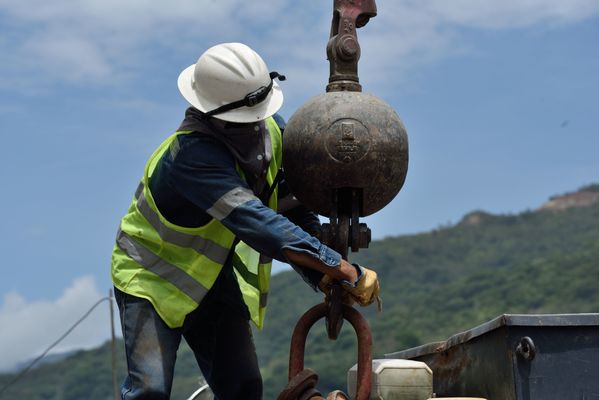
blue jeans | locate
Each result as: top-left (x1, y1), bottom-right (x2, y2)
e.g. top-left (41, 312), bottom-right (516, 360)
top-left (115, 288), bottom-right (262, 400)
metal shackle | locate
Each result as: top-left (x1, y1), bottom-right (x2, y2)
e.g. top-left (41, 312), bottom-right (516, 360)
top-left (286, 303), bottom-right (373, 400)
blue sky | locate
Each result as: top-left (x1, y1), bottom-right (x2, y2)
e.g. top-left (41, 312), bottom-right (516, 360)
top-left (1, 0), bottom-right (598, 371)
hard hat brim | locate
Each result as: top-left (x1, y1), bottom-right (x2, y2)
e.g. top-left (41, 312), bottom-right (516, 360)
top-left (177, 64), bottom-right (284, 123)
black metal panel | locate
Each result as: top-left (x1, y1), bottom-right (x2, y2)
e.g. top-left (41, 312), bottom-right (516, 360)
top-left (511, 325), bottom-right (599, 400)
top-left (385, 314), bottom-right (599, 400)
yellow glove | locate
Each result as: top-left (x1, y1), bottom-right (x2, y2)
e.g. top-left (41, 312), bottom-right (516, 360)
top-left (346, 264), bottom-right (382, 310)
top-left (319, 264), bottom-right (382, 310)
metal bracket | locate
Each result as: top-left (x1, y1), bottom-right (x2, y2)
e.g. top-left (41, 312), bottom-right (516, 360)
top-left (516, 336), bottom-right (537, 361)
top-left (321, 188), bottom-right (371, 339)
top-left (282, 303), bottom-right (373, 400)
top-left (326, 0), bottom-right (377, 92)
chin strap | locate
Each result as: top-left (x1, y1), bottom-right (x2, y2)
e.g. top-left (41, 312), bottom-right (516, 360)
top-left (205, 72), bottom-right (286, 117)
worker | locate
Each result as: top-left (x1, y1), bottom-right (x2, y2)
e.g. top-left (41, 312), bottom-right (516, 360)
top-left (111, 42), bottom-right (380, 400)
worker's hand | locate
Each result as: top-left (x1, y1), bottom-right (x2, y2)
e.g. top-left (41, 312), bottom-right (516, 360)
top-left (319, 264), bottom-right (382, 310)
top-left (319, 275), bottom-right (355, 306)
top-left (345, 264), bottom-right (382, 309)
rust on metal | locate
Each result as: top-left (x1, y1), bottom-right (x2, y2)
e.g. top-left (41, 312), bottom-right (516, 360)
top-left (327, 0), bottom-right (377, 92)
top-left (276, 368), bottom-right (322, 400)
top-left (283, 92), bottom-right (409, 219)
top-left (279, 0), bottom-right (407, 397)
top-left (287, 303), bottom-right (373, 400)
top-left (325, 283), bottom-right (345, 340)
top-left (284, 0), bottom-right (408, 222)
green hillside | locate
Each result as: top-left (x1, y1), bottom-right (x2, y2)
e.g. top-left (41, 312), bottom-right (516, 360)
top-left (2, 188), bottom-right (598, 399)
top-left (258, 189), bottom-right (599, 398)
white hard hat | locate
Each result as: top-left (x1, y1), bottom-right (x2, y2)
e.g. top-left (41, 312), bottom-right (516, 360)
top-left (177, 42), bottom-right (285, 123)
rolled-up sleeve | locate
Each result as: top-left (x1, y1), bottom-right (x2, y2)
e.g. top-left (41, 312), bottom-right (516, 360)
top-left (164, 133), bottom-right (340, 289)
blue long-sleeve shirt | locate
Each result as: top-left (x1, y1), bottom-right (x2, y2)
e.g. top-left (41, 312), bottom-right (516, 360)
top-left (147, 118), bottom-right (341, 314)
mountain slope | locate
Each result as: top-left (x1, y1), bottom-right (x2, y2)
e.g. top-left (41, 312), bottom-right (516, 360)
top-left (258, 188), bottom-right (599, 397)
top-left (2, 186), bottom-right (599, 399)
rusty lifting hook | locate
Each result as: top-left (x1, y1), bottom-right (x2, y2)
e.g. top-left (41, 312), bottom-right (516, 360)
top-left (323, 0), bottom-right (378, 341)
top-left (278, 303), bottom-right (373, 400)
top-left (327, 0), bottom-right (377, 92)
top-left (280, 1), bottom-right (390, 397)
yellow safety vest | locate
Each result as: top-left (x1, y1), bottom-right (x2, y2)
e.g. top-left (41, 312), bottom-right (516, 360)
top-left (111, 117), bottom-right (281, 329)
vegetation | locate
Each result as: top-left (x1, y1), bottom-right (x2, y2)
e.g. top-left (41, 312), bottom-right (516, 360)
top-left (258, 198), bottom-right (599, 398)
top-left (1, 191), bottom-right (598, 399)
top-left (580, 183), bottom-right (599, 193)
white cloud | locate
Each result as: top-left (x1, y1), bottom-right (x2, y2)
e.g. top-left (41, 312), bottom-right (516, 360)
top-left (1, 0), bottom-right (598, 95)
top-left (353, 0), bottom-right (599, 90)
top-left (0, 0), bottom-right (247, 88)
top-left (0, 276), bottom-right (115, 372)
top-left (21, 33), bottom-right (114, 83)
top-left (421, 0), bottom-right (599, 29)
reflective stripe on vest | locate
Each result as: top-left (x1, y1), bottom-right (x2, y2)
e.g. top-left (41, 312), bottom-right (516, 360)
top-left (112, 116), bottom-right (282, 329)
top-left (207, 186), bottom-right (259, 221)
top-left (135, 183), bottom-right (231, 265)
top-left (116, 229), bottom-right (209, 303)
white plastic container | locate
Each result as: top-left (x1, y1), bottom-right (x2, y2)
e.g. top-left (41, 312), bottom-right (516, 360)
top-left (347, 359), bottom-right (433, 400)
